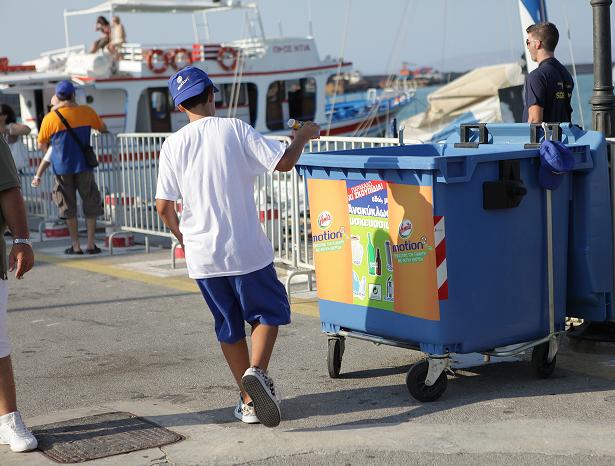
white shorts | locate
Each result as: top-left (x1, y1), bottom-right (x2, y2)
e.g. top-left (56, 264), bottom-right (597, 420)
top-left (0, 280), bottom-right (11, 358)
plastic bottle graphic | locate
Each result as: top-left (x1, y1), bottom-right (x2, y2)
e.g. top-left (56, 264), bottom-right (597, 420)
top-left (375, 248), bottom-right (382, 276)
top-left (385, 240), bottom-right (393, 272)
top-left (386, 275), bottom-right (394, 300)
top-left (367, 232), bottom-right (376, 276)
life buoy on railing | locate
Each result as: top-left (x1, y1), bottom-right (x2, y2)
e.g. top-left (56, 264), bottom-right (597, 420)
top-left (217, 46), bottom-right (238, 71)
top-left (146, 49), bottom-right (168, 74)
top-left (168, 48), bottom-right (193, 70)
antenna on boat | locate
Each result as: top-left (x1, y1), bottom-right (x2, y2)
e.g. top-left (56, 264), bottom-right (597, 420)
top-left (63, 9), bottom-right (70, 54)
top-left (307, 0), bottom-right (313, 38)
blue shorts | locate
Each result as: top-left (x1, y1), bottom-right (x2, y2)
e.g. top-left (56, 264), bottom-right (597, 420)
top-left (196, 263), bottom-right (291, 344)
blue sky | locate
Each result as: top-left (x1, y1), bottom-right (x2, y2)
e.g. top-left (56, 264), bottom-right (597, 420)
top-left (0, 0), bottom-right (610, 73)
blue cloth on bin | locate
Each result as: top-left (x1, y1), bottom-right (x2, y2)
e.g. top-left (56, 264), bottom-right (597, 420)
top-left (195, 263), bottom-right (291, 344)
top-left (539, 140), bottom-right (575, 190)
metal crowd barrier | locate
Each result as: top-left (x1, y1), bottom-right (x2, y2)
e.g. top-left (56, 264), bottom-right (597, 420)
top-left (19, 130), bottom-right (401, 295)
top-left (112, 133), bottom-right (400, 293)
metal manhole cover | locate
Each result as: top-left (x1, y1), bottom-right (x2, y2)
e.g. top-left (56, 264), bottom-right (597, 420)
top-left (31, 411), bottom-right (183, 463)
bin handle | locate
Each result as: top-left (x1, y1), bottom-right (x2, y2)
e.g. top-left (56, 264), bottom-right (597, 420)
top-left (524, 123), bottom-right (562, 149)
top-left (454, 123), bottom-right (489, 148)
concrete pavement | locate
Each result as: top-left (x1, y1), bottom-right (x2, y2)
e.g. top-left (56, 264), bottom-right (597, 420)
top-left (1, 238), bottom-right (614, 465)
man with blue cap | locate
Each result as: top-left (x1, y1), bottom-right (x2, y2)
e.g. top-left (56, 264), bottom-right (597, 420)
top-left (38, 80), bottom-right (108, 255)
top-left (155, 66), bottom-right (320, 427)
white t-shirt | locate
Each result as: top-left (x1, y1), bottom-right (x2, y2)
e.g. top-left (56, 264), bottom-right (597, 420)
top-left (155, 117), bottom-right (286, 279)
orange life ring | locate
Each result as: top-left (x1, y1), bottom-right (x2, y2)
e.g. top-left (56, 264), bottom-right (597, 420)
top-left (146, 49), bottom-right (168, 74)
top-left (217, 46), bottom-right (238, 71)
top-left (169, 48), bottom-right (193, 70)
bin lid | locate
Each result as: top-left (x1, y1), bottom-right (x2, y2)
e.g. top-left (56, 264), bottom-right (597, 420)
top-left (296, 123), bottom-right (599, 184)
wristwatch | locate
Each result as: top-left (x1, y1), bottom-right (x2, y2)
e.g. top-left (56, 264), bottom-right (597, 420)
top-left (13, 238), bottom-right (32, 246)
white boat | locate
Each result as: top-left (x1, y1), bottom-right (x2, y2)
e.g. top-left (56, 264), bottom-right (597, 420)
top-left (0, 0), bottom-right (413, 137)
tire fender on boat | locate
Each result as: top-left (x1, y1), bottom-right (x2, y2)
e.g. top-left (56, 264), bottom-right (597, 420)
top-left (217, 46), bottom-right (238, 71)
top-left (146, 49), bottom-right (168, 74)
top-left (168, 48), bottom-right (193, 70)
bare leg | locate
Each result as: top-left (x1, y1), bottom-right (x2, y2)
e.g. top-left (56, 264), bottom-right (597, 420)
top-left (250, 322), bottom-right (278, 372)
top-left (86, 217), bottom-right (97, 250)
top-left (220, 339), bottom-right (251, 403)
top-left (0, 356), bottom-right (17, 415)
top-left (66, 218), bottom-right (81, 252)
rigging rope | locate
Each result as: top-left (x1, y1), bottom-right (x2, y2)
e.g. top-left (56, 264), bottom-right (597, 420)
top-left (562, 0), bottom-right (585, 128)
top-left (326, 0), bottom-right (352, 136)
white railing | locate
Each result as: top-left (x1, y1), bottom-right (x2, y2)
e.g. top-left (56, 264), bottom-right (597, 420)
top-left (40, 44), bottom-right (86, 59)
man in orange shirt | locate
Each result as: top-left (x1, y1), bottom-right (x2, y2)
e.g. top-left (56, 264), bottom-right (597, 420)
top-left (38, 81), bottom-right (108, 255)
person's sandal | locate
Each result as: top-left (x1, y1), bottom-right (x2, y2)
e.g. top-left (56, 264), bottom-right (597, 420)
top-left (64, 247), bottom-right (83, 255)
top-left (86, 245), bottom-right (102, 255)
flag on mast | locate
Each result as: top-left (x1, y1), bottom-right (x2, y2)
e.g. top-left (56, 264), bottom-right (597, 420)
top-left (518, 0), bottom-right (548, 73)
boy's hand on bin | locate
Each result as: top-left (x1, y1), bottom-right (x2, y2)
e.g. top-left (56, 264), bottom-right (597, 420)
top-left (294, 122), bottom-right (320, 141)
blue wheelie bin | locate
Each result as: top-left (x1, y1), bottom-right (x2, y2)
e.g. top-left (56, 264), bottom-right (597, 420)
top-left (296, 123), bottom-right (613, 401)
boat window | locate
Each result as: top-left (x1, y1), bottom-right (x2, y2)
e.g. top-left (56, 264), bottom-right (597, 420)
top-left (266, 78), bottom-right (316, 131)
top-left (216, 83), bottom-right (258, 127)
top-left (147, 88), bottom-right (172, 132)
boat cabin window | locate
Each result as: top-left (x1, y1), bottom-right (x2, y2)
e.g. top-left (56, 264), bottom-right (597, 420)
top-left (215, 83), bottom-right (257, 127)
top-left (148, 88), bottom-right (172, 132)
top-left (266, 78), bottom-right (316, 131)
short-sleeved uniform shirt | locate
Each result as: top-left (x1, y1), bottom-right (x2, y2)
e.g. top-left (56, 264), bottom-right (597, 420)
top-left (155, 117), bottom-right (285, 279)
top-left (523, 57), bottom-right (574, 123)
top-left (37, 105), bottom-right (105, 175)
top-left (0, 137), bottom-right (20, 279)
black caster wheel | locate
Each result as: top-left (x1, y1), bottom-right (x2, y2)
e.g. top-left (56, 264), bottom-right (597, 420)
top-left (405, 360), bottom-right (447, 402)
top-left (327, 337), bottom-right (345, 378)
top-left (531, 341), bottom-right (557, 378)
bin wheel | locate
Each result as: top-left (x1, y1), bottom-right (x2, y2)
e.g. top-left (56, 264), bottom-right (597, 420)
top-left (327, 338), bottom-right (344, 378)
top-left (405, 360), bottom-right (447, 402)
top-left (531, 342), bottom-right (557, 378)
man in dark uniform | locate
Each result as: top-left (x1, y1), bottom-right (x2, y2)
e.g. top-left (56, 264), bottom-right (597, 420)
top-left (522, 22), bottom-right (574, 123)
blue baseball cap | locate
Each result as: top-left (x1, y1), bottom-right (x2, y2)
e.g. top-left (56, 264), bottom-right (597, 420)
top-left (538, 140), bottom-right (575, 190)
top-left (55, 80), bottom-right (75, 100)
top-left (168, 66), bottom-right (219, 107)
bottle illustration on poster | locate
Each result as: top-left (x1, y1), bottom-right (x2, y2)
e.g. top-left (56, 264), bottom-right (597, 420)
top-left (385, 240), bottom-right (393, 272)
top-left (367, 232), bottom-right (376, 276)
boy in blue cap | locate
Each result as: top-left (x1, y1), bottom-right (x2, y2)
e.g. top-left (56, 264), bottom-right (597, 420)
top-left (155, 66), bottom-right (320, 427)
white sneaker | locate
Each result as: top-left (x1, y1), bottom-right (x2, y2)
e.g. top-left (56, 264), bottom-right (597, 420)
top-left (0, 411), bottom-right (38, 452)
top-left (233, 397), bottom-right (259, 424)
top-left (241, 367), bottom-right (281, 427)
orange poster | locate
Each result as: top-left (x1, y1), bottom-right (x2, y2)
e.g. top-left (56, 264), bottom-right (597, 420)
top-left (307, 178), bottom-right (353, 303)
top-left (387, 184), bottom-right (439, 320)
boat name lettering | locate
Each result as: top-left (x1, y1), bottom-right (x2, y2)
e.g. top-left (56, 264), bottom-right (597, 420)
top-left (272, 44), bottom-right (312, 53)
